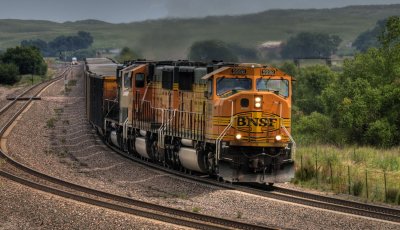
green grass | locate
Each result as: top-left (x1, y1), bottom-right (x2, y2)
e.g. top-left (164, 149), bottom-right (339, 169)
top-left (0, 5), bottom-right (399, 60)
top-left (46, 117), bottom-right (56, 128)
top-left (192, 207), bottom-right (201, 213)
top-left (294, 145), bottom-right (400, 204)
top-left (16, 75), bottom-right (44, 86)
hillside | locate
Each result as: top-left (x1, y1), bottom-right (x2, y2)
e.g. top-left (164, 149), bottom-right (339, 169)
top-left (0, 4), bottom-right (399, 59)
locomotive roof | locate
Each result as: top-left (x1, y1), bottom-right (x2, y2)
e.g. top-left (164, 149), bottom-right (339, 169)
top-left (85, 58), bottom-right (116, 65)
top-left (87, 63), bottom-right (118, 78)
top-left (201, 67), bottom-right (230, 80)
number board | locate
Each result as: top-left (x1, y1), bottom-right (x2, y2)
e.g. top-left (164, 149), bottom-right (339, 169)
top-left (231, 68), bottom-right (247, 75)
top-left (261, 69), bottom-right (276, 76)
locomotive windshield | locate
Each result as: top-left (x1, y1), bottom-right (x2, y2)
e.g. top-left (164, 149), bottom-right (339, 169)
top-left (217, 77), bottom-right (252, 96)
top-left (256, 79), bottom-right (289, 97)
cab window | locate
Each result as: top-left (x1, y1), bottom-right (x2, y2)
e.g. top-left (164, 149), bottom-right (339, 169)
top-left (216, 77), bottom-right (251, 97)
top-left (135, 73), bottom-right (145, 88)
top-left (256, 79), bottom-right (289, 97)
top-left (124, 72), bottom-right (132, 89)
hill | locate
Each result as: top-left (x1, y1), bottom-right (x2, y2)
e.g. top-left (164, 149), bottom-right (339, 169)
top-left (0, 4), bottom-right (399, 59)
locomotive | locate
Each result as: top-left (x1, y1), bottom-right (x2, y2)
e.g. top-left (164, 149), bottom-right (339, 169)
top-left (84, 58), bottom-right (295, 184)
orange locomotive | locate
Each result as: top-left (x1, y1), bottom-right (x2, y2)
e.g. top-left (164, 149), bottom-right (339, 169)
top-left (86, 58), bottom-right (295, 184)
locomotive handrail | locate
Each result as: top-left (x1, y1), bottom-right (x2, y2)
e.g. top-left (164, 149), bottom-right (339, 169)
top-left (281, 121), bottom-right (296, 158)
top-left (215, 100), bottom-right (235, 164)
top-left (140, 82), bottom-right (152, 107)
top-left (158, 108), bottom-right (178, 149)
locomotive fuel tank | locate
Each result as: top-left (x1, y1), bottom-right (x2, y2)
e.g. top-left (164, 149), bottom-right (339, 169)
top-left (135, 137), bottom-right (151, 159)
top-left (178, 147), bottom-right (208, 173)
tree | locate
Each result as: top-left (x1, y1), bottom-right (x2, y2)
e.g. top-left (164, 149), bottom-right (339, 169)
top-left (226, 43), bottom-right (257, 61)
top-left (319, 17), bottom-right (400, 147)
top-left (0, 63), bottom-right (20, 84)
top-left (71, 49), bottom-right (96, 60)
top-left (295, 65), bottom-right (336, 115)
top-left (1, 46), bottom-right (47, 75)
top-left (23, 31), bottom-right (94, 56)
top-left (21, 39), bottom-right (52, 56)
top-left (281, 32), bottom-right (342, 59)
top-left (353, 19), bottom-right (386, 52)
top-left (116, 47), bottom-right (138, 63)
top-left (188, 40), bottom-right (238, 62)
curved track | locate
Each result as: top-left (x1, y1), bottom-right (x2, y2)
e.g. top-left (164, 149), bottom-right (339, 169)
top-left (0, 65), bottom-right (275, 230)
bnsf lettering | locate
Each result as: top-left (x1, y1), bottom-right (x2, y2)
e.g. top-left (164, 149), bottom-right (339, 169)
top-left (236, 116), bottom-right (276, 127)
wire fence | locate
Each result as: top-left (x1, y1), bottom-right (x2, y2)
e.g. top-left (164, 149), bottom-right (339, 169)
top-left (295, 152), bottom-right (400, 204)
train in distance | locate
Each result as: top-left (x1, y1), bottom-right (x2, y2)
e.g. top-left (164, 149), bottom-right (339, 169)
top-left (71, 57), bottom-right (78, 65)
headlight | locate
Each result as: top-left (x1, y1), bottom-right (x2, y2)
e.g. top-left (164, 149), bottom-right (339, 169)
top-left (275, 135), bottom-right (282, 141)
top-left (255, 97), bottom-right (262, 108)
top-left (235, 133), bottom-right (242, 140)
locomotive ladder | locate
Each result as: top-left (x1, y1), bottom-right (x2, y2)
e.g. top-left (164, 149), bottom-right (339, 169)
top-left (158, 109), bottom-right (177, 149)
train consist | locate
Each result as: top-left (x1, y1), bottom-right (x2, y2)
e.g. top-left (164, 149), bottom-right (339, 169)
top-left (84, 58), bottom-right (295, 184)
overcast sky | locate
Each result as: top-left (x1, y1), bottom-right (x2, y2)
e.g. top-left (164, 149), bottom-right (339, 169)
top-left (1, 0), bottom-right (400, 23)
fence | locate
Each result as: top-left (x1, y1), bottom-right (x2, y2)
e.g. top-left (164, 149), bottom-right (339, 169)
top-left (295, 149), bottom-right (400, 204)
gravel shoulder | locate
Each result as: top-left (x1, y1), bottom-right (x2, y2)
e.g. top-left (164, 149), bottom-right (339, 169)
top-left (3, 66), bottom-right (400, 230)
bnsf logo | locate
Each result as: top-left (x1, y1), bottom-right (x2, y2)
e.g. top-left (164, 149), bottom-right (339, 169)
top-left (236, 116), bottom-right (277, 127)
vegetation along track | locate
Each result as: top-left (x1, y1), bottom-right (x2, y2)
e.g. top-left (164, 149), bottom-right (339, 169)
top-left (0, 65), bottom-right (274, 230)
top-left (105, 140), bottom-right (400, 224)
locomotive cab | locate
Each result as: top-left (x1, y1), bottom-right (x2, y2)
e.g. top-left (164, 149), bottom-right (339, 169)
top-left (202, 64), bottom-right (295, 183)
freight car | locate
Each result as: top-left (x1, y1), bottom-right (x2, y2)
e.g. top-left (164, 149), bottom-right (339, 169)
top-left (85, 58), bottom-right (295, 184)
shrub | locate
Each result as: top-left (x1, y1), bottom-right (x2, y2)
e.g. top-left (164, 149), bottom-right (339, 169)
top-left (46, 118), bottom-right (56, 129)
top-left (293, 112), bottom-right (333, 145)
top-left (0, 63), bottom-right (20, 84)
top-left (352, 180), bottom-right (363, 196)
top-left (295, 155), bottom-right (316, 181)
top-left (365, 119), bottom-right (396, 147)
top-left (386, 188), bottom-right (400, 204)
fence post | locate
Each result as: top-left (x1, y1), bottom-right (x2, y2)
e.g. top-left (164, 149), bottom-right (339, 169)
top-left (365, 169), bottom-right (368, 200)
top-left (348, 165), bottom-right (351, 195)
top-left (300, 154), bottom-right (303, 180)
top-left (384, 170), bottom-right (387, 203)
top-left (329, 162), bottom-right (333, 191)
top-left (315, 151), bottom-right (318, 189)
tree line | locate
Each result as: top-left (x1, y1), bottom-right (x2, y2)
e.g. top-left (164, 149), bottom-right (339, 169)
top-left (0, 46), bottom-right (47, 84)
top-left (21, 31), bottom-right (93, 57)
top-left (186, 33), bottom-right (342, 62)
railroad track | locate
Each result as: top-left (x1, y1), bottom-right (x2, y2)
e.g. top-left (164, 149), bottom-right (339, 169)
top-left (105, 142), bottom-right (400, 224)
top-left (0, 65), bottom-right (275, 230)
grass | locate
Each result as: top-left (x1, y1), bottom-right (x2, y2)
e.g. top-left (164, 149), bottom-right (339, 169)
top-left (0, 5), bottom-right (399, 60)
top-left (16, 75), bottom-right (44, 86)
top-left (54, 108), bottom-right (63, 117)
top-left (0, 159), bottom-right (5, 168)
top-left (68, 80), bottom-right (77, 86)
top-left (46, 117), bottom-right (56, 128)
top-left (294, 145), bottom-right (400, 204)
top-left (192, 207), bottom-right (201, 213)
